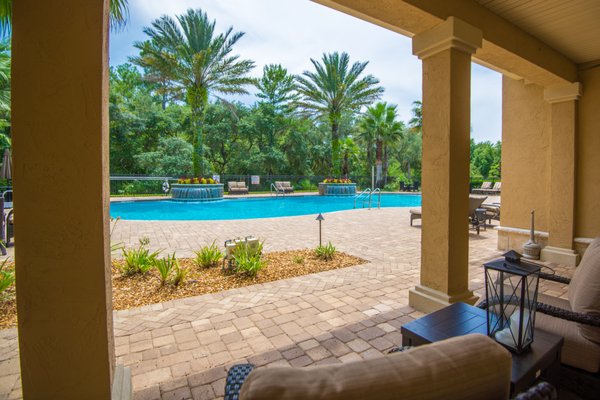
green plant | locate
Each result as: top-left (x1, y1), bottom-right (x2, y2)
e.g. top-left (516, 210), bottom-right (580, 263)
top-left (154, 253), bottom-right (178, 285)
top-left (194, 242), bottom-right (224, 268)
top-left (315, 242), bottom-right (336, 261)
top-left (110, 217), bottom-right (123, 254)
top-left (293, 255), bottom-right (304, 264)
top-left (232, 241), bottom-right (265, 277)
top-left (120, 237), bottom-right (161, 276)
top-left (172, 263), bottom-right (188, 287)
top-left (0, 258), bottom-right (14, 295)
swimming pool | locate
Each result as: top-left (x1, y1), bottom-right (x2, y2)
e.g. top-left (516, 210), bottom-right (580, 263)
top-left (110, 194), bottom-right (422, 221)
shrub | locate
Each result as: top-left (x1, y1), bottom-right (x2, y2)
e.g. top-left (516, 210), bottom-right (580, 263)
top-left (232, 241), bottom-right (265, 277)
top-left (172, 263), bottom-right (188, 287)
top-left (0, 259), bottom-right (15, 296)
top-left (120, 237), bottom-right (161, 276)
top-left (293, 255), bottom-right (304, 264)
top-left (154, 253), bottom-right (178, 285)
top-left (315, 242), bottom-right (336, 261)
top-left (194, 242), bottom-right (223, 268)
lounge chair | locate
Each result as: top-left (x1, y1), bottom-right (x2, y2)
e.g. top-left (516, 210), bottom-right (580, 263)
top-left (480, 181), bottom-right (502, 195)
top-left (224, 334), bottom-right (555, 400)
top-left (228, 181), bottom-right (249, 195)
top-left (275, 181), bottom-right (294, 193)
top-left (408, 195), bottom-right (487, 234)
top-left (473, 181), bottom-right (492, 194)
top-left (469, 195), bottom-right (488, 233)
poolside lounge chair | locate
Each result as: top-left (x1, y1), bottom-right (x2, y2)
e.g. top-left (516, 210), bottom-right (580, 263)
top-left (224, 334), bottom-right (555, 400)
top-left (275, 181), bottom-right (294, 193)
top-left (228, 181), bottom-right (249, 195)
top-left (408, 195), bottom-right (488, 234)
top-left (472, 181), bottom-right (492, 194)
top-left (480, 181), bottom-right (501, 195)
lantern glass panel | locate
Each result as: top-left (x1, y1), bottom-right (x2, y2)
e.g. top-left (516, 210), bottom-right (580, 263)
top-left (484, 259), bottom-right (540, 353)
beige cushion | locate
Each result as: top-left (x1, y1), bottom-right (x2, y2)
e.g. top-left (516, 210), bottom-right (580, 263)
top-left (568, 237), bottom-right (600, 343)
top-left (537, 294), bottom-right (600, 372)
top-left (228, 182), bottom-right (238, 189)
top-left (240, 334), bottom-right (511, 400)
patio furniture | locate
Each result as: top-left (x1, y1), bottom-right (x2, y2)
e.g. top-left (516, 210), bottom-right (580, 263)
top-left (224, 333), bottom-right (556, 400)
top-left (518, 237), bottom-right (600, 374)
top-left (409, 208), bottom-right (421, 226)
top-left (274, 181), bottom-right (294, 193)
top-left (473, 181), bottom-right (492, 194)
top-left (469, 195), bottom-right (488, 234)
top-left (482, 202), bottom-right (501, 223)
top-left (401, 302), bottom-right (563, 396)
top-left (480, 182), bottom-right (502, 195)
top-left (228, 181), bottom-right (249, 195)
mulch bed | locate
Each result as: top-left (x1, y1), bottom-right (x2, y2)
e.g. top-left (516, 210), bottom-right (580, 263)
top-left (0, 250), bottom-right (366, 329)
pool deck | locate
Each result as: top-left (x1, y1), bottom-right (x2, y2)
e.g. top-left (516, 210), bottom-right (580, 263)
top-left (1, 199), bottom-right (572, 400)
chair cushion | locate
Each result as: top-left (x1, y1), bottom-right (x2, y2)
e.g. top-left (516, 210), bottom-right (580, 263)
top-left (239, 334), bottom-right (511, 400)
top-left (568, 237), bottom-right (600, 343)
top-left (537, 294), bottom-right (600, 373)
top-left (228, 182), bottom-right (238, 188)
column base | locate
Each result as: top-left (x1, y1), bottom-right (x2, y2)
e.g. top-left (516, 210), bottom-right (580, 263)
top-left (541, 246), bottom-right (580, 266)
top-left (409, 285), bottom-right (479, 313)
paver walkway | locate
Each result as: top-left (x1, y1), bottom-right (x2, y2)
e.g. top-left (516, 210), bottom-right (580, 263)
top-left (0, 205), bottom-right (571, 400)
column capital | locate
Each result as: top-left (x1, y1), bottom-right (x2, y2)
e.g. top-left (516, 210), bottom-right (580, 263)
top-left (544, 82), bottom-right (582, 103)
top-left (412, 16), bottom-right (482, 60)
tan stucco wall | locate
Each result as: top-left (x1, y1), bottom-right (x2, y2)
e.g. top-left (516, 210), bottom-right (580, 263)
top-left (501, 77), bottom-right (551, 233)
top-left (13, 0), bottom-right (114, 397)
top-left (576, 66), bottom-right (600, 239)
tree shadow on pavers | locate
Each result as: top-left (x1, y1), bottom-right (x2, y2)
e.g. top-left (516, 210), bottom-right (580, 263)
top-left (142, 306), bottom-right (417, 400)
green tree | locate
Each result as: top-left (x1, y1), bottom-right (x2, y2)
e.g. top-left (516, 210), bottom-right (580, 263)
top-left (255, 64), bottom-right (297, 109)
top-left (135, 136), bottom-right (193, 176)
top-left (295, 52), bottom-right (383, 175)
top-left (359, 102), bottom-right (403, 187)
top-left (339, 137), bottom-right (360, 178)
top-left (408, 100), bottom-right (422, 131)
top-left (131, 9), bottom-right (255, 176)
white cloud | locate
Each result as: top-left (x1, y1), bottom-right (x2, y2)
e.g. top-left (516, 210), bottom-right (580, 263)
top-left (110, 0), bottom-right (501, 142)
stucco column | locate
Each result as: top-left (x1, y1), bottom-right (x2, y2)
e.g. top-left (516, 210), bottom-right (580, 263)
top-left (409, 17), bottom-right (482, 312)
top-left (541, 83), bottom-right (582, 266)
top-left (13, 1), bottom-right (115, 398)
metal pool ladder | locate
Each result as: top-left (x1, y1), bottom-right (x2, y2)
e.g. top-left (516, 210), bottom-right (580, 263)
top-left (270, 183), bottom-right (285, 197)
top-left (354, 188), bottom-right (381, 210)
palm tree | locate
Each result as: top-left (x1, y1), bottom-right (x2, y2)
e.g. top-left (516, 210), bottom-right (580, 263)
top-left (408, 100), bottom-right (422, 132)
top-left (131, 9), bottom-right (255, 175)
top-left (0, 39), bottom-right (9, 111)
top-left (295, 52), bottom-right (383, 175)
top-left (359, 102), bottom-right (402, 187)
top-left (0, 0), bottom-right (129, 33)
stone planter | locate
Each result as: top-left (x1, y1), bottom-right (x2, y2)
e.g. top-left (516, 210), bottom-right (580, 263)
top-left (171, 184), bottom-right (224, 201)
top-left (318, 182), bottom-right (357, 196)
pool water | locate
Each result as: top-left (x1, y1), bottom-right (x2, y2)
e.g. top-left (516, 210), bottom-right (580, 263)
top-left (110, 194), bottom-right (422, 221)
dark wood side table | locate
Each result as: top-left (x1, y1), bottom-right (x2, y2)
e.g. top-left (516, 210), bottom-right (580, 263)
top-left (401, 302), bottom-right (564, 395)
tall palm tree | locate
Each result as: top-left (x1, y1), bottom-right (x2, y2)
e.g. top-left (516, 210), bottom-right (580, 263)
top-left (359, 102), bottom-right (403, 187)
top-left (131, 9), bottom-right (255, 175)
top-left (0, 0), bottom-right (129, 33)
top-left (408, 100), bottom-right (422, 132)
top-left (295, 52), bottom-right (383, 175)
top-left (0, 39), bottom-right (9, 111)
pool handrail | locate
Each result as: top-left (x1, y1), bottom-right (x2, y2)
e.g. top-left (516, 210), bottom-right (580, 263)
top-left (370, 188), bottom-right (381, 210)
top-left (270, 182), bottom-right (285, 197)
top-left (354, 188), bottom-right (371, 209)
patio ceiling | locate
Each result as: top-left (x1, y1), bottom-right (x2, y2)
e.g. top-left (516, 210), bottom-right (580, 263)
top-left (475, 0), bottom-right (600, 65)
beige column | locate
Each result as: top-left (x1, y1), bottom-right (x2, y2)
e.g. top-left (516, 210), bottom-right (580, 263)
top-left (541, 83), bottom-right (582, 266)
top-left (409, 17), bottom-right (482, 312)
top-left (12, 1), bottom-right (115, 398)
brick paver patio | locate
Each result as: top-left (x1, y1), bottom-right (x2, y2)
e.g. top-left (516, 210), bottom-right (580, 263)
top-left (0, 204), bottom-right (572, 399)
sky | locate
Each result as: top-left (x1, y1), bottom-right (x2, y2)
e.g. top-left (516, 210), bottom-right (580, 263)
top-left (109, 0), bottom-right (502, 143)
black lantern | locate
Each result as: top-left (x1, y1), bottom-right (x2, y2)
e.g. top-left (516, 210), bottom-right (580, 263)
top-left (483, 251), bottom-right (541, 353)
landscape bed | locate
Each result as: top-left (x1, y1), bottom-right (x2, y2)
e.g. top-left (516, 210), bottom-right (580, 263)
top-left (0, 250), bottom-right (366, 328)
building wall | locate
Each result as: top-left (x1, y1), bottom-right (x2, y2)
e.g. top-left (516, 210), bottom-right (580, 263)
top-left (576, 66), bottom-right (600, 240)
top-left (500, 77), bottom-right (551, 247)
